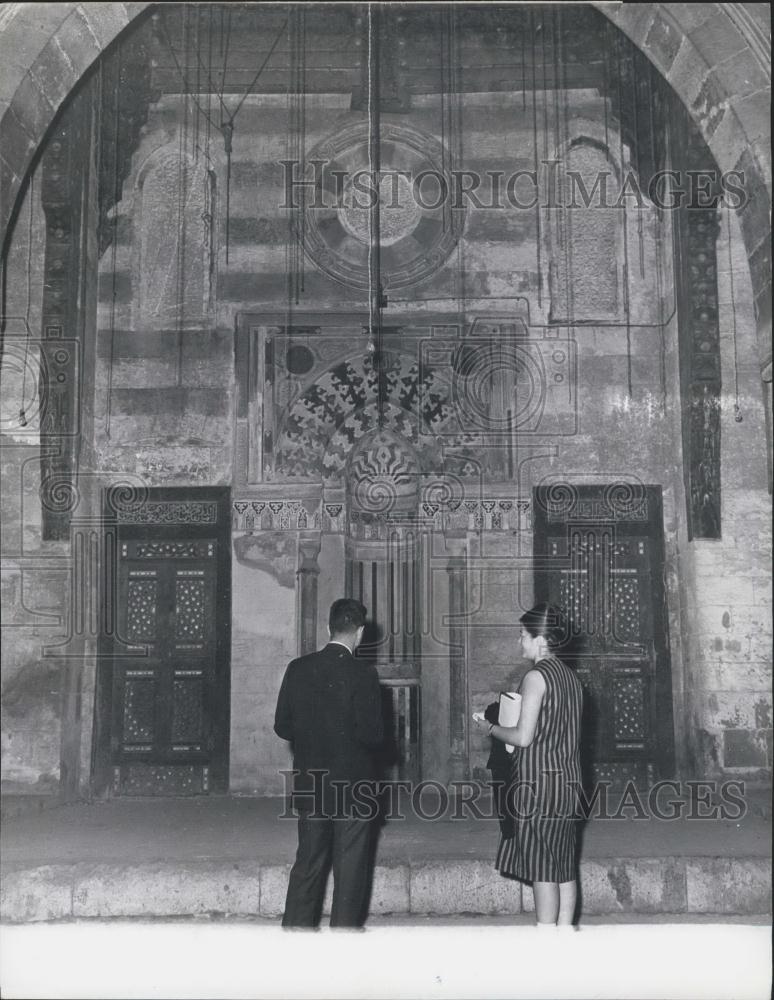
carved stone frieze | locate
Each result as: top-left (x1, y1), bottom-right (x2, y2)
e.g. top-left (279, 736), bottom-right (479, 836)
top-left (232, 500), bottom-right (323, 533)
top-left (231, 497), bottom-right (530, 534)
top-left (116, 501), bottom-right (219, 525)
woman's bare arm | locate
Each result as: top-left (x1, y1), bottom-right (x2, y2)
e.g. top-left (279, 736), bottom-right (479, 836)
top-left (490, 669), bottom-right (546, 748)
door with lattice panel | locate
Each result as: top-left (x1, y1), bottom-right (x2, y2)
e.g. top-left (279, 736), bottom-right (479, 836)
top-left (346, 536), bottom-right (422, 784)
top-left (94, 487), bottom-right (231, 796)
top-left (533, 484), bottom-right (674, 788)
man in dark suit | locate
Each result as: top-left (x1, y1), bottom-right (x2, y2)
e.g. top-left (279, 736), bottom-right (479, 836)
top-left (274, 598), bottom-right (384, 929)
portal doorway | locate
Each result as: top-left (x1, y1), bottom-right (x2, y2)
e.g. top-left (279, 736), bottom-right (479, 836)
top-left (92, 487), bottom-right (231, 796)
top-left (533, 484), bottom-right (675, 786)
top-left (347, 535), bottom-right (422, 784)
top-left (344, 425), bottom-right (423, 784)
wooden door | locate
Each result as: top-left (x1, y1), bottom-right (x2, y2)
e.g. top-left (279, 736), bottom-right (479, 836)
top-left (533, 485), bottom-right (674, 786)
top-left (94, 487), bottom-right (231, 795)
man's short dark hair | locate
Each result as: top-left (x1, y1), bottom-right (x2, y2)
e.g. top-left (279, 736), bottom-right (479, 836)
top-left (329, 598), bottom-right (367, 635)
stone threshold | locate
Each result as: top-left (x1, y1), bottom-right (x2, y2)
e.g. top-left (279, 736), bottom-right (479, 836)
top-left (2, 855), bottom-right (770, 923)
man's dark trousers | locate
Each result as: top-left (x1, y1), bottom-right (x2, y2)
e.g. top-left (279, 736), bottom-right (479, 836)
top-left (282, 810), bottom-right (374, 928)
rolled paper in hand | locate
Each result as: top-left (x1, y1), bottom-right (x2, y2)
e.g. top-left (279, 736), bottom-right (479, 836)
top-left (499, 691), bottom-right (522, 754)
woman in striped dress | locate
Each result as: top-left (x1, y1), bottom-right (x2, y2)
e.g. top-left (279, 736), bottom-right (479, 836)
top-left (474, 603), bottom-right (583, 925)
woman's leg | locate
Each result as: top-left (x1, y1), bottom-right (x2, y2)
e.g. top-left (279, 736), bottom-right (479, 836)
top-left (557, 879), bottom-right (577, 925)
top-left (532, 881), bottom-right (559, 924)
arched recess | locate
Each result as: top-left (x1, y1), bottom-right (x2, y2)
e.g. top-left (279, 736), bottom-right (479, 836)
top-left (0, 2), bottom-right (770, 368)
top-left (549, 136), bottom-right (623, 323)
top-left (542, 116), bottom-right (629, 325)
top-left (133, 145), bottom-right (210, 329)
top-left (266, 337), bottom-right (467, 483)
top-left (543, 112), bottom-right (666, 329)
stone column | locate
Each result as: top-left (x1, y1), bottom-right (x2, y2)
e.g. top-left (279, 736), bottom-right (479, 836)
top-left (297, 534), bottom-right (321, 655)
top-left (57, 524), bottom-right (101, 798)
top-left (446, 539), bottom-right (469, 781)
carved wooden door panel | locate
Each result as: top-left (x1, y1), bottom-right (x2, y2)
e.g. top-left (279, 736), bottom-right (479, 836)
top-left (534, 485), bottom-right (674, 786)
top-left (94, 487), bottom-right (231, 796)
top-left (112, 539), bottom-right (217, 794)
top-left (551, 529), bottom-right (657, 785)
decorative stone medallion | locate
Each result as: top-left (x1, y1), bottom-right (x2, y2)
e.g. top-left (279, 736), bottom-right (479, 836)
top-left (338, 173), bottom-right (422, 247)
top-left (302, 120), bottom-right (465, 290)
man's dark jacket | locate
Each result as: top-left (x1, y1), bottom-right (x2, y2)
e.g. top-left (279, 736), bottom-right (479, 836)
top-left (274, 642), bottom-right (384, 814)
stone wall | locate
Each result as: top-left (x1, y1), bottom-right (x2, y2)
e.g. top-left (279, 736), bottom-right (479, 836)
top-left (678, 207), bottom-right (772, 778)
top-left (0, 165), bottom-right (65, 792)
top-left (93, 118), bottom-right (234, 488)
top-left (229, 531), bottom-right (297, 793)
top-left (1, 58), bottom-right (770, 796)
top-left (96, 86), bottom-right (677, 792)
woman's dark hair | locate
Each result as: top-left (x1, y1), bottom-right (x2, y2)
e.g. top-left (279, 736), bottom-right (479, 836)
top-left (329, 598), bottom-right (367, 635)
top-left (520, 602), bottom-right (566, 649)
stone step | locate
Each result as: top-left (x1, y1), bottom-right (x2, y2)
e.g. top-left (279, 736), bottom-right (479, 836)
top-left (2, 855), bottom-right (770, 923)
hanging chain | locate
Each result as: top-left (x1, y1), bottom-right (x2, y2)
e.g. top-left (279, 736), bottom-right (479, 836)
top-left (725, 206), bottom-right (743, 422)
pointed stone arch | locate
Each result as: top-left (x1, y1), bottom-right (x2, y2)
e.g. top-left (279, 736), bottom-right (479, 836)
top-left (0, 2), bottom-right (770, 369)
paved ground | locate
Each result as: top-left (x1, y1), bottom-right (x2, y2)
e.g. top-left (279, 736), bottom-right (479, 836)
top-left (2, 921), bottom-right (771, 1000)
top-left (2, 791), bottom-right (769, 923)
top-left (1, 792), bottom-right (770, 870)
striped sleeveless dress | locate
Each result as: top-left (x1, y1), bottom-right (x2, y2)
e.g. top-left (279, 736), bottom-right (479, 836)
top-left (495, 656), bottom-right (583, 883)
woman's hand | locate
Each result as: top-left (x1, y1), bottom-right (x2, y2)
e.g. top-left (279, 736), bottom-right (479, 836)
top-left (472, 712), bottom-right (494, 735)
